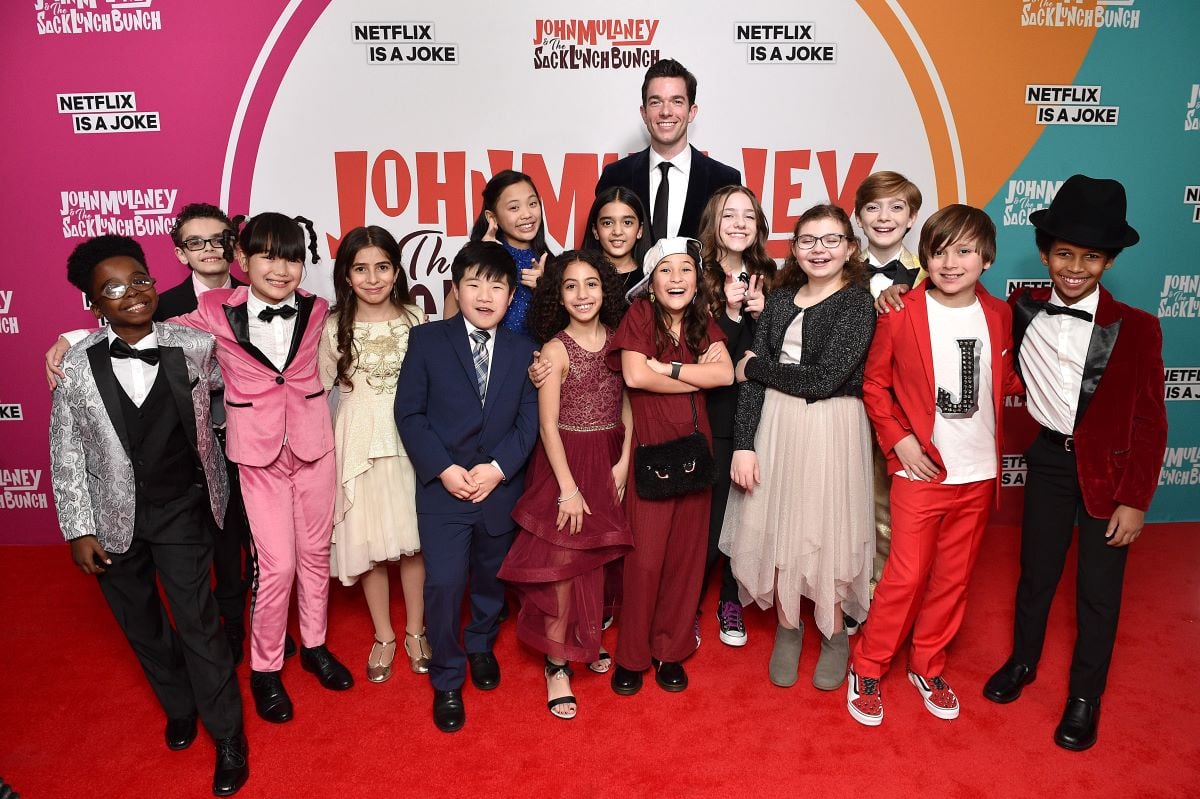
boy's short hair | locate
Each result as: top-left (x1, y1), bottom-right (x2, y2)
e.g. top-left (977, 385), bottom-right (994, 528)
top-left (66, 235), bottom-right (147, 295)
top-left (170, 202), bottom-right (234, 247)
top-left (918, 204), bottom-right (996, 268)
top-left (854, 171), bottom-right (923, 216)
top-left (641, 58), bottom-right (697, 105)
top-left (1034, 229), bottom-right (1123, 260)
top-left (450, 241), bottom-right (518, 289)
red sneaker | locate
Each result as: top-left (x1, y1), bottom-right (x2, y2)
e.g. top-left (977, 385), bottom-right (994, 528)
top-left (908, 671), bottom-right (960, 719)
top-left (847, 666), bottom-right (883, 726)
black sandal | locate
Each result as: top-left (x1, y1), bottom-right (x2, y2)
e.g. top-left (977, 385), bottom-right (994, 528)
top-left (588, 648), bottom-right (612, 674)
top-left (545, 657), bottom-right (577, 720)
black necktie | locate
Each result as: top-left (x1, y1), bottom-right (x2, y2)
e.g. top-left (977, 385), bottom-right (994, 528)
top-left (258, 304), bottom-right (297, 323)
top-left (652, 161), bottom-right (672, 239)
top-left (109, 337), bottom-right (160, 365)
top-left (1040, 302), bottom-right (1094, 322)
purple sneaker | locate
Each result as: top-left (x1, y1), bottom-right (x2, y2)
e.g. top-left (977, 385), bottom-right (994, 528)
top-left (717, 600), bottom-right (747, 647)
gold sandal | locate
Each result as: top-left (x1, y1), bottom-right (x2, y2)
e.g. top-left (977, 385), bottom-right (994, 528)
top-left (404, 630), bottom-right (433, 674)
top-left (367, 638), bottom-right (397, 683)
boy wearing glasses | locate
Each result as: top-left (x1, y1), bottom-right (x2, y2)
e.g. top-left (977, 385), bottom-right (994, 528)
top-left (847, 205), bottom-right (1022, 727)
top-left (49, 235), bottom-right (249, 796)
top-left (155, 203), bottom-right (256, 664)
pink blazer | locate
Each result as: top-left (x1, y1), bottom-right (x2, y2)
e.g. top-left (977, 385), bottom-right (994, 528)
top-left (173, 286), bottom-right (333, 467)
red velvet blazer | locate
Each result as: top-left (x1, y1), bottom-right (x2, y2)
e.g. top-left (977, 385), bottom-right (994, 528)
top-left (1010, 286), bottom-right (1167, 517)
top-left (863, 283), bottom-right (1022, 502)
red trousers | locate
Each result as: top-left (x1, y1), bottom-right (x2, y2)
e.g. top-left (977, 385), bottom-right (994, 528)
top-left (853, 477), bottom-right (992, 679)
top-left (615, 487), bottom-right (710, 670)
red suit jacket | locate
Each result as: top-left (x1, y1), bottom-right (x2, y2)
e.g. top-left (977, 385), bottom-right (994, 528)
top-left (173, 286), bottom-right (334, 467)
top-left (863, 283), bottom-right (1022, 501)
top-left (1010, 286), bottom-right (1167, 517)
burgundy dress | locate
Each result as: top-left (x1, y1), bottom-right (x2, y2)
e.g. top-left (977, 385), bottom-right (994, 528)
top-left (500, 329), bottom-right (633, 662)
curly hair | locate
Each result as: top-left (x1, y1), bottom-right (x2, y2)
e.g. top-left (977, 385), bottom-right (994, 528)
top-left (777, 204), bottom-right (869, 292)
top-left (527, 250), bottom-right (625, 344)
top-left (66, 234), bottom-right (147, 295)
top-left (170, 203), bottom-right (234, 248)
top-left (696, 186), bottom-right (777, 318)
top-left (330, 226), bottom-right (418, 391)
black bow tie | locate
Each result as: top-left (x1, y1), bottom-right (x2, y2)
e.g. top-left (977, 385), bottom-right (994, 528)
top-left (1039, 302), bottom-right (1094, 323)
top-left (110, 337), bottom-right (159, 365)
top-left (257, 304), bottom-right (297, 323)
top-left (869, 259), bottom-right (916, 287)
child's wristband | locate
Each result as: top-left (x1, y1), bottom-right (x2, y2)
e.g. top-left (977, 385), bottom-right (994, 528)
top-left (670, 361), bottom-right (682, 380)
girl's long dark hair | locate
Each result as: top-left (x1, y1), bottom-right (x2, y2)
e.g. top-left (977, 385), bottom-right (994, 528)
top-left (777, 204), bottom-right (869, 291)
top-left (697, 186), bottom-right (777, 317)
top-left (580, 185), bottom-right (650, 268)
top-left (527, 250), bottom-right (624, 344)
top-left (235, 211), bottom-right (320, 264)
top-left (469, 170), bottom-right (553, 258)
top-left (330, 226), bottom-right (418, 391)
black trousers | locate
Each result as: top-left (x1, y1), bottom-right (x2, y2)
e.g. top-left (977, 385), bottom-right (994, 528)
top-left (211, 434), bottom-right (252, 625)
top-left (1010, 432), bottom-right (1129, 699)
top-left (96, 485), bottom-right (243, 739)
top-left (700, 436), bottom-right (740, 608)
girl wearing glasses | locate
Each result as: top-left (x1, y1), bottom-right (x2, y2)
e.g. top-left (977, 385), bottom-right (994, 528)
top-left (720, 203), bottom-right (877, 692)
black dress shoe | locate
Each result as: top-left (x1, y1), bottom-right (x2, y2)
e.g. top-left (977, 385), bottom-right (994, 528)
top-left (212, 732), bottom-right (249, 796)
top-left (165, 714), bottom-right (198, 750)
top-left (433, 689), bottom-right (465, 733)
top-left (300, 645), bottom-right (354, 690)
top-left (284, 633), bottom-right (297, 659)
top-left (652, 659), bottom-right (688, 692)
top-left (610, 665), bottom-right (643, 696)
top-left (467, 651), bottom-right (501, 690)
top-left (249, 670), bottom-right (293, 723)
top-left (983, 661), bottom-right (1037, 704)
top-left (1054, 697), bottom-right (1101, 751)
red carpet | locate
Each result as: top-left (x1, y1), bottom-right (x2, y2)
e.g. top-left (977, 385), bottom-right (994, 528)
top-left (2, 523), bottom-right (1198, 798)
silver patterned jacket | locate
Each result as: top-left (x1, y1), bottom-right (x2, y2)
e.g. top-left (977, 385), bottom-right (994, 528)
top-left (49, 323), bottom-right (229, 554)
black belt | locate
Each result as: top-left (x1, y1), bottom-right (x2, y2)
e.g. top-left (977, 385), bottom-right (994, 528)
top-left (1039, 426), bottom-right (1075, 453)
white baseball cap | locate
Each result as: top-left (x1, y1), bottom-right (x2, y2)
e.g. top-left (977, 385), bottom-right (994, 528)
top-left (624, 237), bottom-right (704, 302)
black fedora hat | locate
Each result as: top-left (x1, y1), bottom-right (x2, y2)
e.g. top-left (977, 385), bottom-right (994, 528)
top-left (1028, 174), bottom-right (1140, 249)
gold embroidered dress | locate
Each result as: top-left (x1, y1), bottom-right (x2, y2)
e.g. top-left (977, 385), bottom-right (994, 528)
top-left (319, 308), bottom-right (422, 585)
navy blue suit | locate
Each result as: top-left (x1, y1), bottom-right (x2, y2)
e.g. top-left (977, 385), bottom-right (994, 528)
top-left (395, 314), bottom-right (539, 690)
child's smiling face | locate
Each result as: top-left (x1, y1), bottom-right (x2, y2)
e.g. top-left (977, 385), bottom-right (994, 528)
top-left (239, 249), bottom-right (303, 305)
top-left (90, 255), bottom-right (158, 331)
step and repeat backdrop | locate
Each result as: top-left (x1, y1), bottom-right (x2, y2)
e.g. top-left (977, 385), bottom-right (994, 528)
top-left (2, 0), bottom-right (1197, 542)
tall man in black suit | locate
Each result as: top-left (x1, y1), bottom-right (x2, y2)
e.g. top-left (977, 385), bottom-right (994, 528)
top-left (154, 203), bottom-right (255, 664)
top-left (595, 58), bottom-right (741, 243)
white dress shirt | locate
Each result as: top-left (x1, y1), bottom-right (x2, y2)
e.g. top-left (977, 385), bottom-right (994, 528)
top-left (648, 145), bottom-right (692, 238)
top-left (246, 291), bottom-right (298, 371)
top-left (866, 249), bottom-right (904, 299)
top-left (1019, 288), bottom-right (1100, 435)
top-left (107, 328), bottom-right (159, 407)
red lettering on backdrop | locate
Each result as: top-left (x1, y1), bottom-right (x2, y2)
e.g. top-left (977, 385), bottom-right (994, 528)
top-left (817, 150), bottom-right (878, 216)
top-left (329, 150), bottom-right (368, 256)
top-left (417, 151), bottom-right (468, 235)
top-left (521, 153), bottom-right (604, 248)
top-left (372, 150), bottom-right (412, 217)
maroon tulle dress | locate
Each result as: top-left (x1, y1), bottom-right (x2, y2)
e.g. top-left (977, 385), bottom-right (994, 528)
top-left (500, 328), bottom-right (633, 662)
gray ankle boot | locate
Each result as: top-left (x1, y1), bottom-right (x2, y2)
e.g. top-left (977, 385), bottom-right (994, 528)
top-left (813, 629), bottom-right (849, 690)
top-left (768, 623), bottom-right (804, 687)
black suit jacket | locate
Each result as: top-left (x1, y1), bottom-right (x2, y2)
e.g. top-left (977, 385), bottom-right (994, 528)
top-left (154, 274), bottom-right (246, 320)
top-left (595, 144), bottom-right (741, 242)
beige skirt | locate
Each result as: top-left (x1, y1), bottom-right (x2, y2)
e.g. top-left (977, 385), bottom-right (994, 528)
top-left (719, 393), bottom-right (874, 637)
top-left (330, 455), bottom-right (420, 586)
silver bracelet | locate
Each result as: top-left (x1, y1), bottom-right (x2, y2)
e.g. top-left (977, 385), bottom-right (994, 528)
top-left (556, 487), bottom-right (580, 504)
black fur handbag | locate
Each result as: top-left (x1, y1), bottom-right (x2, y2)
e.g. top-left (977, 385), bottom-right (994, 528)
top-left (633, 394), bottom-right (716, 499)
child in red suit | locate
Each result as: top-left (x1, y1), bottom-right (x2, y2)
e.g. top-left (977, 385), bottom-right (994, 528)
top-left (983, 175), bottom-right (1167, 752)
top-left (848, 205), bottom-right (1022, 726)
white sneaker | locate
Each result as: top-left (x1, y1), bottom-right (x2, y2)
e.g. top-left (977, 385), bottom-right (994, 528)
top-left (908, 671), bottom-right (960, 720)
top-left (847, 666), bottom-right (883, 726)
